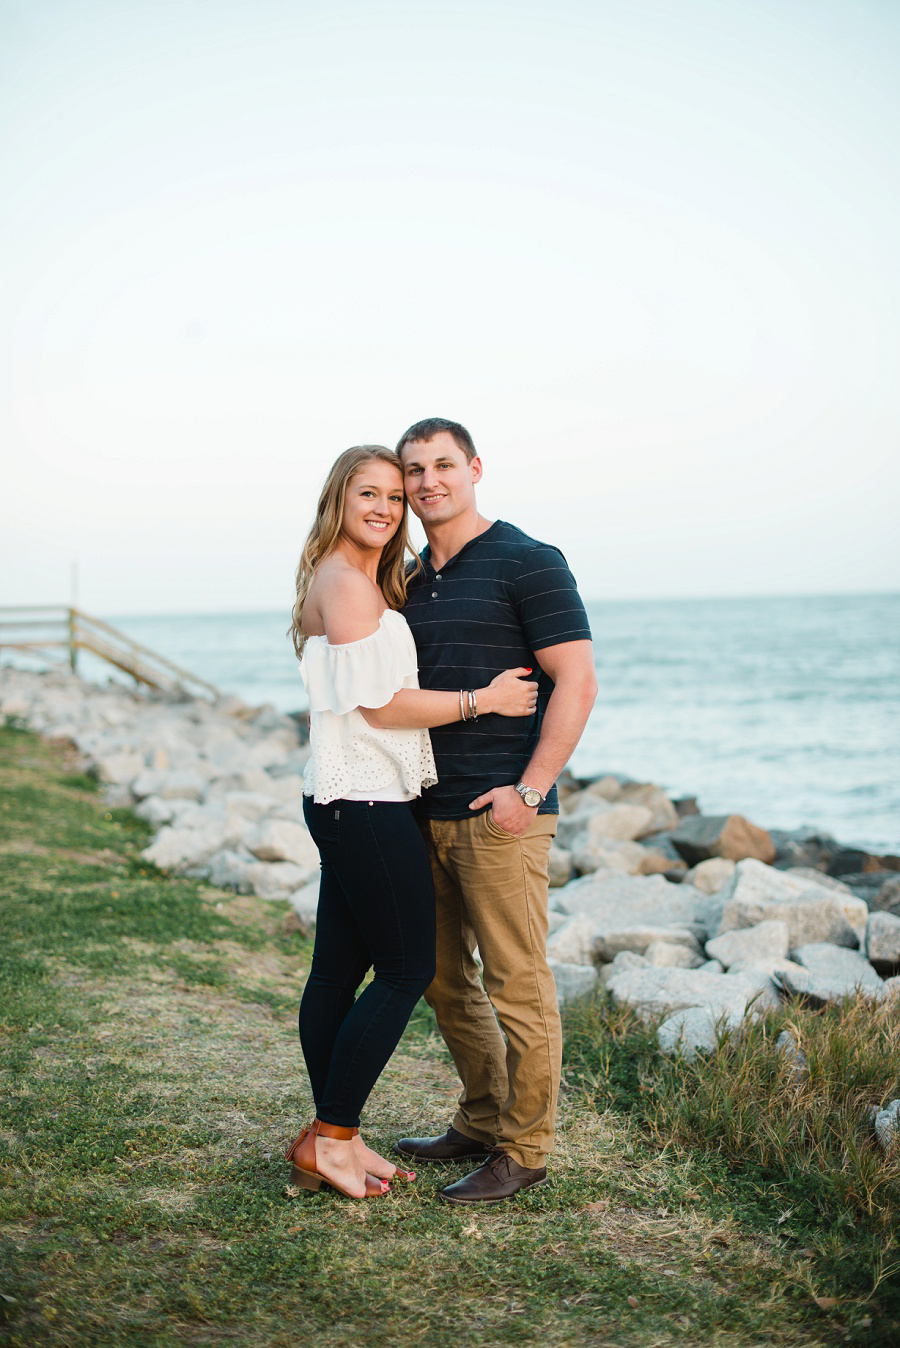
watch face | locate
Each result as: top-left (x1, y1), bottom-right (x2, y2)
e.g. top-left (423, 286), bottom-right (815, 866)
top-left (523, 788), bottom-right (542, 807)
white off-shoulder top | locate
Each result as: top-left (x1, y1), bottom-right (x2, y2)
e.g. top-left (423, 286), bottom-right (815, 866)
top-left (300, 609), bottom-right (438, 805)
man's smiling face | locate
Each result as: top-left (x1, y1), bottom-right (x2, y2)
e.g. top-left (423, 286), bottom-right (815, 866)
top-left (400, 431), bottom-right (482, 525)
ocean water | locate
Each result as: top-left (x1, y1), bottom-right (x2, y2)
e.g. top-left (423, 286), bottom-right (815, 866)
top-left (10, 594), bottom-right (899, 852)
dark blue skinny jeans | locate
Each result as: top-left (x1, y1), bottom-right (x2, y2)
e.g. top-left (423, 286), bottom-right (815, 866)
top-left (299, 796), bottom-right (437, 1128)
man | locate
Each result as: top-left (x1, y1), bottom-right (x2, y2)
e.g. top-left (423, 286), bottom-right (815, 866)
top-left (394, 417), bottom-right (597, 1204)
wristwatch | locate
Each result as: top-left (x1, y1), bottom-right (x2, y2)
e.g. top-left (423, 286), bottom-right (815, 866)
top-left (515, 781), bottom-right (545, 808)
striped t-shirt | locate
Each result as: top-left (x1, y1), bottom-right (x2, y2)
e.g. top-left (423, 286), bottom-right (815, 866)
top-left (403, 519), bottom-right (592, 820)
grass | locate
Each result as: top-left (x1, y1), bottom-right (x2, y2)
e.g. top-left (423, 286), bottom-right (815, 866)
top-left (1, 720), bottom-right (898, 1346)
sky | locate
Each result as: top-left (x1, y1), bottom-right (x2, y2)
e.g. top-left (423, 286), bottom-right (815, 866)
top-left (1, 0), bottom-right (899, 614)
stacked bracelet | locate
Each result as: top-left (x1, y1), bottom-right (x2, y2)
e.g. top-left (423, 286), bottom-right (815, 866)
top-left (459, 689), bottom-right (479, 722)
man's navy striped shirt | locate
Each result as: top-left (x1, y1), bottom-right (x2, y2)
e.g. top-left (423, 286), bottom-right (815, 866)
top-left (403, 519), bottom-right (592, 820)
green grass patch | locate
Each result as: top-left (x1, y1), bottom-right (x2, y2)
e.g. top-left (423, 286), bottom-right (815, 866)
top-left (1, 720), bottom-right (897, 1344)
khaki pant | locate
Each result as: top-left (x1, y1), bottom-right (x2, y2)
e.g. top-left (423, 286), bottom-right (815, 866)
top-left (421, 809), bottom-right (560, 1169)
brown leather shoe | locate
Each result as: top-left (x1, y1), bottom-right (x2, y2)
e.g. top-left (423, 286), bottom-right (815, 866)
top-left (393, 1125), bottom-right (492, 1164)
top-left (438, 1149), bottom-right (548, 1204)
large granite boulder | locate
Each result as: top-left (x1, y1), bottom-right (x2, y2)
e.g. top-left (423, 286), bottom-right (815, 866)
top-left (874, 1101), bottom-right (900, 1155)
top-left (870, 875), bottom-right (900, 917)
top-left (605, 965), bottom-right (778, 1021)
top-left (93, 749), bottom-right (145, 786)
top-left (684, 857), bottom-right (736, 895)
top-left (775, 944), bottom-right (885, 1005)
top-left (244, 819), bottom-right (318, 869)
top-left (287, 879), bottom-right (320, 933)
top-left (643, 940), bottom-right (705, 969)
top-left (706, 920), bottom-right (789, 970)
top-left (244, 860), bottom-right (315, 900)
top-left (548, 959), bottom-right (599, 1005)
top-left (141, 820), bottom-right (236, 872)
top-left (616, 783), bottom-right (679, 837)
top-left (866, 912), bottom-right (900, 974)
top-left (658, 1005), bottom-right (745, 1059)
top-left (557, 800), bottom-right (654, 848)
top-left (548, 845), bottom-right (574, 888)
top-left (570, 839), bottom-right (647, 877)
top-left (670, 814), bottom-right (776, 866)
top-left (717, 859), bottom-right (868, 949)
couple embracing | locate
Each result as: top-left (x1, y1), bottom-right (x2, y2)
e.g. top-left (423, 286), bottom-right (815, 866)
top-left (285, 417), bottom-right (597, 1205)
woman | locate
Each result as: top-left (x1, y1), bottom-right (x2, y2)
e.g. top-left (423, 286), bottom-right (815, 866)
top-left (284, 445), bottom-right (538, 1200)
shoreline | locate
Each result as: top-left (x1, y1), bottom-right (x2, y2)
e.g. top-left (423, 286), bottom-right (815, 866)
top-left (3, 665), bottom-right (899, 1050)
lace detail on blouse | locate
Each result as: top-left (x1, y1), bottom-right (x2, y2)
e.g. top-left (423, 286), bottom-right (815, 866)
top-left (300, 609), bottom-right (438, 805)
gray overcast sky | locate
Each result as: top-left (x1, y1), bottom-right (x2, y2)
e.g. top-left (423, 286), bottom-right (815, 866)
top-left (1, 0), bottom-right (898, 614)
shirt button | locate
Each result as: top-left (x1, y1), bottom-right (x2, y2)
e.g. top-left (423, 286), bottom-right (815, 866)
top-left (431, 591), bottom-right (438, 599)
top-left (435, 574), bottom-right (442, 580)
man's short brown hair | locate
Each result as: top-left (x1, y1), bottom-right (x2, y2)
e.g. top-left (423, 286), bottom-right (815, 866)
top-left (395, 417), bottom-right (477, 462)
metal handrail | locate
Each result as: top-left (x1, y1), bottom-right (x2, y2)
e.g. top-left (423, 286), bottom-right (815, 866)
top-left (0, 606), bottom-right (222, 700)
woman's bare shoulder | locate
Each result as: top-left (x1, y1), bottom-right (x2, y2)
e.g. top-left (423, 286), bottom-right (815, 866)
top-left (310, 560), bottom-right (385, 644)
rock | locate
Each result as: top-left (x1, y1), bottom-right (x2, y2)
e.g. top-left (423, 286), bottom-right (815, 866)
top-left (698, 959), bottom-right (725, 974)
top-left (547, 845), bottom-right (574, 888)
top-left (639, 850), bottom-right (680, 876)
top-left (627, 830), bottom-right (682, 862)
top-left (871, 876), bottom-right (900, 917)
top-left (866, 912), bottom-right (900, 974)
top-left (222, 790), bottom-right (280, 821)
top-left (244, 861), bottom-right (315, 900)
top-left (141, 821), bottom-right (232, 872)
top-left (584, 775), bottom-right (625, 801)
top-left (658, 1005), bottom-right (744, 1059)
top-left (717, 859), bottom-right (868, 949)
top-left (885, 976), bottom-right (900, 1000)
top-left (775, 1030), bottom-right (807, 1080)
top-left (617, 783), bottom-right (680, 837)
top-left (546, 914), bottom-right (602, 966)
top-left (552, 870), bottom-right (723, 950)
top-left (728, 954), bottom-right (808, 980)
top-left (597, 950), bottom-right (650, 984)
top-left (706, 920), bottom-right (790, 970)
top-left (288, 879), bottom-right (320, 933)
top-left (673, 796), bottom-right (700, 817)
top-left (670, 814), bottom-right (776, 866)
top-left (133, 769), bottom-right (207, 802)
top-left (605, 965), bottom-right (778, 1021)
top-left (827, 847), bottom-right (882, 878)
top-left (684, 858), bottom-right (736, 895)
top-left (571, 840), bottom-right (646, 876)
top-left (264, 774), bottom-right (306, 802)
top-left (873, 1100), bottom-right (900, 1155)
top-left (643, 940), bottom-right (704, 969)
top-left (786, 867), bottom-right (853, 895)
top-left (244, 819), bottom-right (318, 869)
top-left (205, 769), bottom-right (276, 798)
top-left (555, 767), bottom-right (582, 802)
top-left (134, 795), bottom-right (176, 826)
top-left (206, 849), bottom-right (256, 891)
top-left (776, 944), bottom-right (885, 1004)
top-left (557, 800), bottom-right (654, 848)
top-left (548, 959), bottom-right (599, 1005)
top-left (93, 750), bottom-right (145, 785)
top-left (547, 910), bottom-right (568, 936)
top-left (769, 827), bottom-right (838, 871)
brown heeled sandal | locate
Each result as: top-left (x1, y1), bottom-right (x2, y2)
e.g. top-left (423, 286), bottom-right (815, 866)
top-left (285, 1120), bottom-right (389, 1198)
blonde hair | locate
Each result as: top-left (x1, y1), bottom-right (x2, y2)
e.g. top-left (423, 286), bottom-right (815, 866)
top-left (290, 445), bottom-right (418, 658)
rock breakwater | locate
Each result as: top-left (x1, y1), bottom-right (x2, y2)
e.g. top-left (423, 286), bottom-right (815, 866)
top-left (3, 667), bottom-right (899, 1054)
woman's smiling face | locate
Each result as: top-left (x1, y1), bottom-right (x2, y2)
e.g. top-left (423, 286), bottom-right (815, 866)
top-left (340, 459), bottom-right (405, 553)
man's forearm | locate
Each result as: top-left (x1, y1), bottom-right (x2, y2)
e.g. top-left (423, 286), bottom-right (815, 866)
top-left (521, 671), bottom-right (597, 797)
